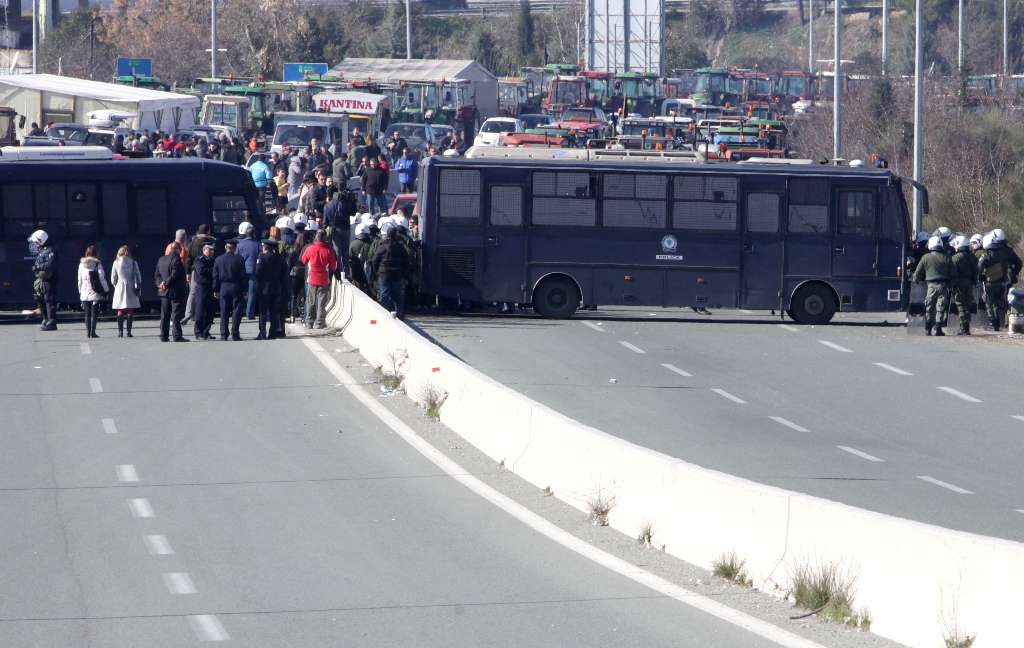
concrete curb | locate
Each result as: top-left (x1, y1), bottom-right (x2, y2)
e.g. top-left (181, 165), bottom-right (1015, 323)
top-left (325, 278), bottom-right (1022, 648)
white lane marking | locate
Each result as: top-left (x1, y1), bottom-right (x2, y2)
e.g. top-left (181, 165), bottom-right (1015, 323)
top-left (188, 615), bottom-right (230, 641)
top-left (837, 446), bottom-right (885, 462)
top-left (89, 378), bottom-right (103, 393)
top-left (115, 464), bottom-right (138, 481)
top-left (581, 321), bottom-right (605, 332)
top-left (874, 363), bottom-right (913, 376)
top-left (102, 418), bottom-right (117, 434)
top-left (711, 388), bottom-right (746, 404)
top-left (301, 338), bottom-right (829, 648)
top-left (937, 387), bottom-right (982, 403)
top-left (1011, 415), bottom-right (1024, 422)
top-left (661, 363), bottom-right (693, 378)
top-left (918, 476), bottom-right (974, 494)
top-left (779, 324), bottom-right (800, 332)
top-left (739, 309), bottom-right (754, 314)
top-left (618, 340), bottom-right (646, 354)
top-left (128, 498), bottom-right (154, 518)
top-left (819, 341), bottom-right (852, 353)
top-left (163, 573), bottom-right (198, 594)
top-left (144, 535), bottom-right (174, 555)
top-left (80, 343), bottom-right (91, 355)
top-left (769, 417), bottom-right (810, 433)
top-left (1016, 509), bottom-right (1024, 514)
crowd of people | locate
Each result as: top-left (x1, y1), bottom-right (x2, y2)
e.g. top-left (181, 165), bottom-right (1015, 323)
top-left (908, 227), bottom-right (1023, 335)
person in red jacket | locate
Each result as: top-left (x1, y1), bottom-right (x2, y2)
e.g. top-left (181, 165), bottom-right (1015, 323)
top-left (299, 230), bottom-right (338, 329)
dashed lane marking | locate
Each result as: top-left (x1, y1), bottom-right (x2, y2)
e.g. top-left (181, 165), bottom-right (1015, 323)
top-left (163, 573), bottom-right (198, 594)
top-left (819, 341), bottom-right (853, 353)
top-left (188, 615), bottom-right (230, 641)
top-left (837, 446), bottom-right (885, 462)
top-left (302, 338), bottom-right (830, 648)
top-left (938, 387), bottom-right (982, 403)
top-left (779, 324), bottom-right (800, 332)
top-left (769, 417), bottom-right (810, 433)
top-left (115, 465), bottom-right (138, 483)
top-left (918, 476), bottom-right (974, 494)
top-left (1012, 415), bottom-right (1024, 422)
top-left (128, 498), bottom-right (154, 518)
top-left (618, 341), bottom-right (646, 354)
top-left (711, 389), bottom-right (746, 404)
top-left (89, 378), bottom-right (103, 393)
top-left (144, 535), bottom-right (174, 555)
top-left (661, 363), bottom-right (693, 378)
top-left (581, 321), bottom-right (606, 332)
top-left (874, 363), bottom-right (913, 376)
top-left (80, 343), bottom-right (91, 355)
top-left (102, 419), bottom-right (117, 434)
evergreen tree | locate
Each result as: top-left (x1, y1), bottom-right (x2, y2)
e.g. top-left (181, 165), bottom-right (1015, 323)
top-left (514, 0), bottom-right (537, 64)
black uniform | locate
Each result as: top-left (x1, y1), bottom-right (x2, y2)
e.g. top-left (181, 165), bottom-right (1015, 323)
top-left (32, 242), bottom-right (59, 330)
top-left (213, 248), bottom-right (248, 341)
top-left (192, 253), bottom-right (216, 339)
top-left (254, 243), bottom-right (289, 339)
top-left (154, 252), bottom-right (187, 341)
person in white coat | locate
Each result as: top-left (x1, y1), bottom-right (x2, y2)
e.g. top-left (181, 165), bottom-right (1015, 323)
top-left (110, 246), bottom-right (142, 338)
top-left (77, 246), bottom-right (109, 338)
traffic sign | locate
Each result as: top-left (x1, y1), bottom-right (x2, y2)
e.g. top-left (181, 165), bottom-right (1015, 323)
top-left (283, 62), bottom-right (328, 82)
top-left (116, 57), bottom-right (153, 77)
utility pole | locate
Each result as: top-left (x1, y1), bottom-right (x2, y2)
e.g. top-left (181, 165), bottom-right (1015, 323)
top-left (406, 0), bottom-right (411, 59)
top-left (809, 0), bottom-right (814, 73)
top-left (913, 0), bottom-right (923, 233)
top-left (833, 0), bottom-right (841, 161)
top-left (957, 0), bottom-right (963, 70)
top-left (882, 0), bottom-right (888, 74)
top-left (210, 0), bottom-right (217, 77)
top-left (31, 0), bottom-right (37, 74)
top-left (1003, 0), bottom-right (1009, 75)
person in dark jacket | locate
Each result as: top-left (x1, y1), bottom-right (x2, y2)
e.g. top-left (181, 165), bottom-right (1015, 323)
top-left (254, 240), bottom-right (288, 339)
top-left (155, 242), bottom-right (188, 341)
top-left (361, 157), bottom-right (389, 214)
top-left (192, 243), bottom-right (216, 339)
top-left (371, 222), bottom-right (410, 320)
top-left (349, 223), bottom-right (372, 294)
top-left (235, 223), bottom-right (261, 319)
top-left (213, 239), bottom-right (248, 341)
top-left (286, 232), bottom-right (309, 323)
top-left (185, 224), bottom-right (216, 323)
top-left (322, 190), bottom-right (352, 275)
top-left (29, 230), bottom-right (59, 331)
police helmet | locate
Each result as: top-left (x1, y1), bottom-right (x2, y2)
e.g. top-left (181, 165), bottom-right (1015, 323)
top-left (293, 212), bottom-right (308, 226)
top-left (951, 235), bottom-right (969, 250)
top-left (379, 220), bottom-right (396, 235)
top-left (913, 231), bottom-right (929, 244)
top-left (392, 215), bottom-right (409, 230)
top-left (355, 223), bottom-right (370, 237)
top-left (983, 233), bottom-right (996, 250)
top-left (237, 221), bottom-right (253, 236)
top-left (275, 216), bottom-right (295, 231)
top-left (306, 220), bottom-right (318, 233)
top-left (927, 236), bottom-right (943, 251)
top-left (377, 216), bottom-right (393, 228)
top-left (28, 229), bottom-right (48, 245)
top-left (970, 234), bottom-right (983, 247)
top-left (934, 226), bottom-right (952, 240)
top-left (360, 213), bottom-right (375, 226)
top-left (992, 228), bottom-right (1007, 243)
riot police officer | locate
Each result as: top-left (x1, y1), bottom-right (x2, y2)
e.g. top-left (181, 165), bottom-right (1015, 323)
top-left (950, 235), bottom-right (978, 336)
top-left (213, 240), bottom-right (248, 341)
top-left (29, 230), bottom-right (59, 331)
top-left (913, 236), bottom-right (958, 336)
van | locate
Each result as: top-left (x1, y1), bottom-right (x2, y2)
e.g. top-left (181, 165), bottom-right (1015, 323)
top-left (271, 112), bottom-right (350, 154)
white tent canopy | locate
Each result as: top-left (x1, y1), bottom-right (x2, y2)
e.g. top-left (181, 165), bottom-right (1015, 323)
top-left (0, 74), bottom-right (201, 136)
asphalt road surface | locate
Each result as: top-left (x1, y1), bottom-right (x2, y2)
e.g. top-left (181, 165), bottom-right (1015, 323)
top-left (411, 307), bottom-right (1024, 542)
top-left (0, 317), bottom-right (808, 647)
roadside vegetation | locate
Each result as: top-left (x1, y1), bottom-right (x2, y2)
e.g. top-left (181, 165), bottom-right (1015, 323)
top-left (788, 557), bottom-right (870, 629)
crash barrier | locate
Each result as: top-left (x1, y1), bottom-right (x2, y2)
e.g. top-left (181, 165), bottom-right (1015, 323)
top-left (324, 278), bottom-right (1023, 648)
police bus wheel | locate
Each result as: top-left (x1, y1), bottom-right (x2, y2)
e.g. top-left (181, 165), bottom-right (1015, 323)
top-left (789, 284), bottom-right (836, 325)
top-left (533, 276), bottom-right (580, 319)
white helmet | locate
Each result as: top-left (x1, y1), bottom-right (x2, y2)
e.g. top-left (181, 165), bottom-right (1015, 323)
top-left (392, 215), bottom-right (409, 230)
top-left (443, 148), bottom-right (460, 157)
top-left (992, 228), bottom-right (1007, 243)
top-left (378, 216), bottom-right (393, 228)
top-left (951, 235), bottom-right (969, 250)
top-left (355, 223), bottom-right (370, 237)
top-left (28, 229), bottom-right (48, 245)
top-left (379, 220), bottom-right (396, 235)
top-left (913, 231), bottom-right (929, 244)
top-left (933, 227), bottom-right (952, 240)
top-left (237, 221), bottom-right (253, 236)
top-left (293, 212), bottom-right (308, 226)
top-left (970, 234), bottom-right (983, 247)
top-left (927, 236), bottom-right (943, 251)
top-left (983, 233), bottom-right (996, 250)
top-left (360, 213), bottom-right (375, 226)
top-left (306, 220), bottom-right (319, 233)
top-left (275, 216), bottom-right (295, 230)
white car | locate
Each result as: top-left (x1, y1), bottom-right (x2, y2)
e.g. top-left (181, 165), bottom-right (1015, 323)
top-left (474, 117), bottom-right (525, 147)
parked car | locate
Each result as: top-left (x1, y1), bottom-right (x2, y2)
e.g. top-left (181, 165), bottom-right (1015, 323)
top-left (519, 113), bottom-right (556, 130)
top-left (390, 192), bottom-right (417, 217)
top-left (383, 122), bottom-right (440, 158)
top-left (44, 123), bottom-right (124, 148)
top-left (473, 117), bottom-right (525, 147)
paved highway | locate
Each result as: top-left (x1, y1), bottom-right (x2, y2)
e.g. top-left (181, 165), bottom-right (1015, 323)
top-left (411, 307), bottom-right (1024, 542)
top-left (0, 318), bottom-right (817, 646)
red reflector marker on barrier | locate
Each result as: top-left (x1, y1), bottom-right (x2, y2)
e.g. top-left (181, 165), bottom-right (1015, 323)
top-left (370, 319), bottom-right (377, 324)
top-left (432, 367), bottom-right (440, 372)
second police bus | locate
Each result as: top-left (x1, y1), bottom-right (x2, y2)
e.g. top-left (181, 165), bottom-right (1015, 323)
top-left (416, 148), bottom-right (925, 323)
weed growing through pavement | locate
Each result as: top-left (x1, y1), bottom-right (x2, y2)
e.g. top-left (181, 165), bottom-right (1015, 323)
top-left (788, 557), bottom-right (869, 629)
top-left (585, 484), bottom-right (616, 526)
top-left (378, 349), bottom-right (408, 391)
top-left (637, 519), bottom-right (655, 547)
top-left (542, 485), bottom-right (553, 497)
top-left (416, 380), bottom-right (448, 420)
top-left (712, 550), bottom-right (751, 586)
top-left (941, 597), bottom-right (975, 648)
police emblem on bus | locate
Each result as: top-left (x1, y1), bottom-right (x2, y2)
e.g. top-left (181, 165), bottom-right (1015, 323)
top-left (661, 235), bottom-right (678, 253)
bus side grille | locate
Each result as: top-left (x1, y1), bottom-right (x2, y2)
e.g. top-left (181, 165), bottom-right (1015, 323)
top-left (440, 250), bottom-right (476, 288)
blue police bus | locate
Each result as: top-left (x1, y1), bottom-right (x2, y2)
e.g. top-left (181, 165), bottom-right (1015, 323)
top-left (0, 147), bottom-right (264, 307)
top-left (417, 148), bottom-right (923, 323)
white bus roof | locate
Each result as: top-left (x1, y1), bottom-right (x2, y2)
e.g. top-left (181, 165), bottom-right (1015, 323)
top-left (0, 146), bottom-right (114, 161)
top-left (464, 146), bottom-right (706, 164)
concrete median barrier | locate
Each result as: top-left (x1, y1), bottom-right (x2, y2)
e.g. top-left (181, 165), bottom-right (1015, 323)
top-left (323, 278), bottom-right (1023, 648)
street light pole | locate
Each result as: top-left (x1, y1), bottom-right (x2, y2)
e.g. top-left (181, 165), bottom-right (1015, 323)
top-left (32, 0), bottom-right (37, 74)
top-left (406, 0), bottom-right (411, 59)
top-left (913, 0), bottom-right (923, 233)
top-left (1003, 0), bottom-right (1009, 76)
top-left (957, 0), bottom-right (963, 70)
top-left (210, 0), bottom-right (217, 77)
top-left (882, 0), bottom-right (888, 74)
top-left (833, 0), bottom-right (841, 161)
top-left (808, 0), bottom-right (814, 74)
